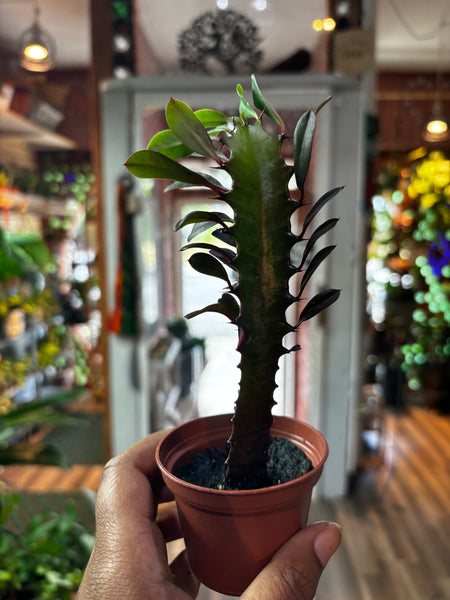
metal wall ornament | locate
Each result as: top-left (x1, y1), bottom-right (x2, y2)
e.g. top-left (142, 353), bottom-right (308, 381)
top-left (178, 9), bottom-right (263, 74)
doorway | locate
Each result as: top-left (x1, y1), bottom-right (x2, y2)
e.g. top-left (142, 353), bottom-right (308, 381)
top-left (175, 197), bottom-right (290, 418)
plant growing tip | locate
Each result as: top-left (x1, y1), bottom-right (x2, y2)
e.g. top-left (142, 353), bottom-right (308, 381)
top-left (251, 74), bottom-right (285, 133)
top-left (125, 76), bottom-right (342, 487)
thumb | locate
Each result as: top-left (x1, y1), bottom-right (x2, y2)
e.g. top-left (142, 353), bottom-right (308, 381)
top-left (240, 521), bottom-right (342, 600)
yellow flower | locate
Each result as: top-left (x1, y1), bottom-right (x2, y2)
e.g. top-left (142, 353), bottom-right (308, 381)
top-left (420, 193), bottom-right (439, 209)
top-left (0, 396), bottom-right (13, 415)
top-left (408, 183), bottom-right (418, 199)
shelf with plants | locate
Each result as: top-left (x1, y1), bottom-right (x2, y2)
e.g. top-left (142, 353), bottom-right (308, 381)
top-left (0, 155), bottom-right (103, 403)
top-left (367, 149), bottom-right (450, 411)
top-left (0, 229), bottom-right (88, 417)
top-left (0, 106), bottom-right (76, 151)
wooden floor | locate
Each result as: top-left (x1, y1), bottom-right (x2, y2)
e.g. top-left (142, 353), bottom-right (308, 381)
top-left (1, 406), bottom-right (449, 600)
top-left (1, 462), bottom-right (103, 492)
top-left (311, 406), bottom-right (450, 600)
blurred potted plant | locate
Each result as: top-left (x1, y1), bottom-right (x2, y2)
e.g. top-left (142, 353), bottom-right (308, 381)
top-left (0, 388), bottom-right (90, 598)
top-left (126, 77), bottom-right (341, 594)
top-left (167, 317), bottom-right (205, 397)
top-left (0, 488), bottom-right (93, 600)
top-left (0, 389), bottom-right (84, 467)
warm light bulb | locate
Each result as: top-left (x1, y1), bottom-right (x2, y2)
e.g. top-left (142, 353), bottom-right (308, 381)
top-left (24, 43), bottom-right (48, 60)
top-left (323, 18), bottom-right (336, 31)
top-left (312, 19), bottom-right (323, 31)
top-left (426, 119), bottom-right (448, 134)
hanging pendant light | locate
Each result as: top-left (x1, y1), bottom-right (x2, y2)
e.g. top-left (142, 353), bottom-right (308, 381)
top-left (18, 1), bottom-right (56, 72)
top-left (424, 99), bottom-right (449, 143)
top-left (423, 16), bottom-right (449, 143)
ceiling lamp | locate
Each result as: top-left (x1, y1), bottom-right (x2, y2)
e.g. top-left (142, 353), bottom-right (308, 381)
top-left (18, 2), bottom-right (56, 72)
top-left (423, 12), bottom-right (449, 143)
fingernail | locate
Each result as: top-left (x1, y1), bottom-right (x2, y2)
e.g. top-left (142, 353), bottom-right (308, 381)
top-left (314, 522), bottom-right (343, 567)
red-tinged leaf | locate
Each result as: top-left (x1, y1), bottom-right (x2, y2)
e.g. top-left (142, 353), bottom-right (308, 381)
top-left (188, 252), bottom-right (233, 288)
top-left (188, 221), bottom-right (231, 242)
top-left (298, 218), bottom-right (339, 271)
top-left (300, 186), bottom-right (343, 238)
top-left (212, 229), bottom-right (236, 247)
top-left (295, 289), bottom-right (340, 326)
top-left (181, 242), bottom-right (236, 264)
top-left (185, 292), bottom-right (240, 322)
top-left (293, 109), bottom-right (316, 192)
top-left (164, 173), bottom-right (227, 193)
top-left (297, 245), bottom-right (336, 298)
top-left (174, 210), bottom-right (233, 231)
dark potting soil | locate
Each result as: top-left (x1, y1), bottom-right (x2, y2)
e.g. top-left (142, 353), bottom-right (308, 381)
top-left (176, 437), bottom-right (312, 490)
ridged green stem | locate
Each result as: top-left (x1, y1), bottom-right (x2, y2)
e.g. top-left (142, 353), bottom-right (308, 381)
top-left (223, 121), bottom-right (296, 485)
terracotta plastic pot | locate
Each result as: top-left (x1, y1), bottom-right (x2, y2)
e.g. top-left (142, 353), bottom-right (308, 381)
top-left (156, 413), bottom-right (328, 596)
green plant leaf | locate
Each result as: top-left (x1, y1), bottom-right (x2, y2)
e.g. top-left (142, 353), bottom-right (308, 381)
top-left (187, 221), bottom-right (219, 242)
top-left (125, 150), bottom-right (226, 194)
top-left (314, 96), bottom-right (333, 114)
top-left (0, 388), bottom-right (86, 433)
top-left (297, 245), bottom-right (336, 297)
top-left (166, 98), bottom-right (222, 164)
top-left (164, 173), bottom-right (229, 192)
top-left (0, 388), bottom-right (84, 419)
top-left (185, 292), bottom-right (240, 322)
top-left (236, 84), bottom-right (258, 120)
top-left (147, 129), bottom-right (193, 160)
top-left (187, 221), bottom-right (235, 244)
top-left (251, 74), bottom-right (285, 132)
top-left (293, 109), bottom-right (316, 192)
top-left (300, 186), bottom-right (343, 238)
top-left (174, 210), bottom-right (233, 231)
top-left (298, 218), bottom-right (339, 271)
top-left (188, 252), bottom-right (234, 289)
top-left (194, 109), bottom-right (230, 128)
top-left (296, 288), bottom-right (341, 326)
top-left (0, 442), bottom-right (70, 468)
top-left (0, 248), bottom-right (24, 279)
top-left (181, 242), bottom-right (236, 265)
top-left (212, 229), bottom-right (236, 247)
top-left (5, 233), bottom-right (52, 271)
top-left (2, 409), bottom-right (84, 430)
top-left (148, 110), bottom-right (229, 159)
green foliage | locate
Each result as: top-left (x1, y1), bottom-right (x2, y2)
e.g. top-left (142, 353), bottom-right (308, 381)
top-left (0, 227), bottom-right (52, 285)
top-left (369, 151), bottom-right (450, 395)
top-left (167, 318), bottom-right (205, 352)
top-left (0, 389), bottom-right (85, 467)
top-left (126, 77), bottom-right (341, 486)
top-left (0, 489), bottom-right (93, 599)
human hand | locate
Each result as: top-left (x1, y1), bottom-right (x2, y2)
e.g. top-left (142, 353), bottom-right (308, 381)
top-left (77, 431), bottom-right (342, 600)
top-left (241, 520), bottom-right (342, 599)
top-left (77, 430), bottom-right (198, 599)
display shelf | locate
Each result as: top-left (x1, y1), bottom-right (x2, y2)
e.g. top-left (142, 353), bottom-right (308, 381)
top-left (0, 187), bottom-right (82, 217)
top-left (0, 324), bottom-right (46, 355)
top-left (0, 107), bottom-right (76, 150)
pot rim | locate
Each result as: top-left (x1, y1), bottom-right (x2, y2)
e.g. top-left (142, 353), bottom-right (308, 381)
top-left (156, 413), bottom-right (328, 497)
